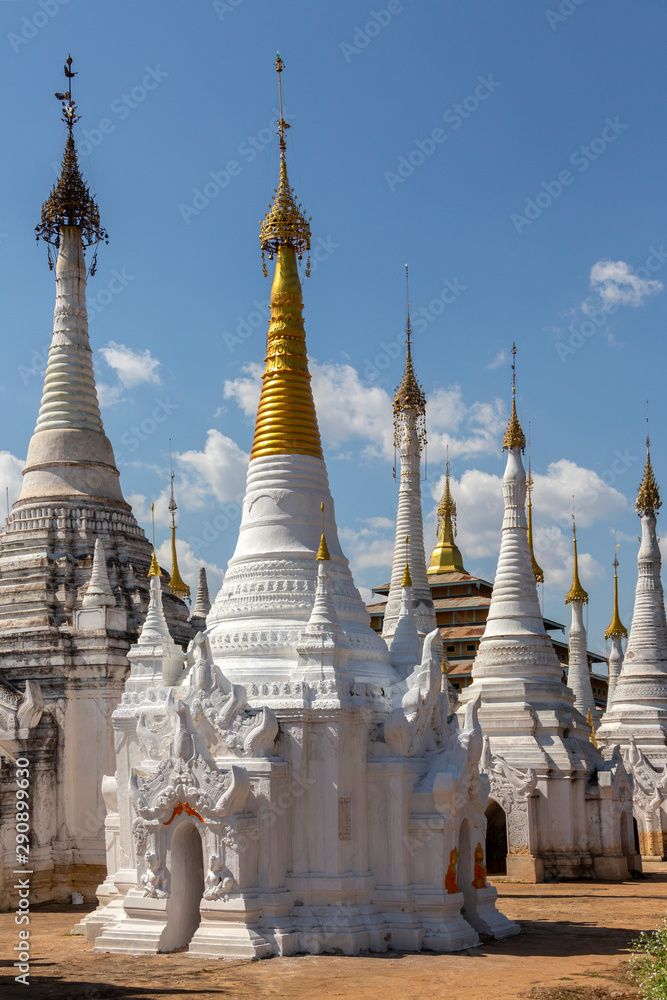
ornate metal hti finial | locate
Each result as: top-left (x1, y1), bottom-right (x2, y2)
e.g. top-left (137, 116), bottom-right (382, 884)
top-left (393, 265), bottom-right (427, 475)
top-left (168, 441), bottom-right (190, 601)
top-left (148, 502), bottom-right (160, 578)
top-left (526, 422), bottom-right (544, 583)
top-left (502, 342), bottom-right (526, 452)
top-left (637, 400), bottom-right (661, 517)
top-left (316, 501), bottom-right (331, 561)
top-left (259, 54), bottom-right (311, 277)
top-left (401, 534), bottom-right (412, 587)
top-left (35, 55), bottom-right (108, 272)
top-left (605, 533), bottom-right (627, 639)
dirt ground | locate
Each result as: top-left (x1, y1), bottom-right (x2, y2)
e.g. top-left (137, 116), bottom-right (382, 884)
top-left (2, 864), bottom-right (667, 1000)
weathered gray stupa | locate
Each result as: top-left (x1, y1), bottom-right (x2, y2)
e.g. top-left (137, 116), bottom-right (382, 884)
top-left (0, 60), bottom-right (191, 909)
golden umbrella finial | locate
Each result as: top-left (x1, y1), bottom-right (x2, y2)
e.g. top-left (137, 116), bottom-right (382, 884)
top-left (315, 501), bottom-right (331, 561)
top-left (148, 502), bottom-right (160, 578)
top-left (401, 534), bottom-right (412, 587)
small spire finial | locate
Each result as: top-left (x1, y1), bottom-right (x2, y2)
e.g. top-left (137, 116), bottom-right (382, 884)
top-left (275, 52), bottom-right (290, 157)
top-left (167, 442), bottom-right (190, 601)
top-left (605, 534), bottom-right (627, 639)
top-left (502, 342), bottom-right (526, 452)
top-left (587, 708), bottom-right (598, 747)
top-left (565, 499), bottom-right (588, 604)
top-left (526, 422), bottom-right (544, 583)
top-left (148, 501), bottom-right (160, 577)
top-left (393, 266), bottom-right (427, 471)
top-left (401, 534), bottom-right (412, 587)
top-left (315, 500), bottom-right (331, 561)
top-left (168, 438), bottom-right (177, 527)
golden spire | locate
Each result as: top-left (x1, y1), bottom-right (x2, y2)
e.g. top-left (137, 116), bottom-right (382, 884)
top-left (565, 507), bottom-right (588, 604)
top-left (167, 441), bottom-right (190, 601)
top-left (401, 534), bottom-right (413, 587)
top-left (393, 266), bottom-right (427, 472)
top-left (315, 501), bottom-right (331, 561)
top-left (148, 502), bottom-right (160, 578)
top-left (35, 55), bottom-right (108, 273)
top-left (428, 453), bottom-right (467, 575)
top-left (502, 343), bottom-right (526, 452)
top-left (636, 403), bottom-right (661, 517)
top-left (526, 429), bottom-right (544, 583)
top-left (251, 56), bottom-right (322, 462)
top-left (605, 540), bottom-right (627, 639)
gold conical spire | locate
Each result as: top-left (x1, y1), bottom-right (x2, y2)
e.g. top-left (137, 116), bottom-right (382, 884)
top-left (526, 436), bottom-right (544, 583)
top-left (393, 266), bottom-right (427, 468)
top-left (636, 406), bottom-right (661, 517)
top-left (251, 56), bottom-right (322, 462)
top-left (565, 509), bottom-right (588, 604)
top-left (35, 55), bottom-right (108, 272)
top-left (587, 709), bottom-right (598, 747)
top-left (502, 343), bottom-right (526, 452)
top-left (428, 455), bottom-right (467, 575)
top-left (167, 442), bottom-right (190, 601)
top-left (401, 535), bottom-right (412, 587)
top-left (315, 501), bottom-right (331, 561)
top-left (147, 502), bottom-right (161, 578)
top-left (605, 543), bottom-right (627, 639)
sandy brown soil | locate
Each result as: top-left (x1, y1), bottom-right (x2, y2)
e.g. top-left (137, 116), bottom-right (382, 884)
top-left (2, 864), bottom-right (666, 1000)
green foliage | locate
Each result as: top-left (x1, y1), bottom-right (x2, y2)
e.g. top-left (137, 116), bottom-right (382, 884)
top-left (630, 917), bottom-right (667, 999)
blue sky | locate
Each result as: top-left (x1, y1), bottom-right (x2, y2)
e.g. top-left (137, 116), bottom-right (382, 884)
top-left (0, 0), bottom-right (666, 658)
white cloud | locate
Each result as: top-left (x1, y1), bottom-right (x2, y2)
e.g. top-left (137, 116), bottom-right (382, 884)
top-left (338, 519), bottom-right (396, 582)
top-left (0, 451), bottom-right (26, 512)
top-left (486, 348), bottom-right (508, 370)
top-left (97, 383), bottom-right (125, 408)
top-left (427, 458), bottom-right (627, 592)
top-left (176, 429), bottom-right (249, 508)
top-left (99, 341), bottom-right (161, 388)
top-left (588, 259), bottom-right (663, 309)
top-left (155, 538), bottom-right (224, 606)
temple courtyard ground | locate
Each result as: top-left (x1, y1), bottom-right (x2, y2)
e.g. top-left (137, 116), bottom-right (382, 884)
top-left (2, 863), bottom-right (667, 1000)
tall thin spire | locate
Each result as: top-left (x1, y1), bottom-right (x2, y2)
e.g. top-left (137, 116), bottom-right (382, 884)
top-left (168, 441), bottom-right (190, 602)
top-left (604, 539), bottom-right (627, 708)
top-left (526, 429), bottom-right (544, 583)
top-left (148, 502), bottom-right (160, 578)
top-left (382, 268), bottom-right (436, 641)
top-left (428, 452), bottom-right (466, 575)
top-left (502, 343), bottom-right (526, 452)
top-left (251, 55), bottom-right (321, 462)
top-left (565, 508), bottom-right (588, 605)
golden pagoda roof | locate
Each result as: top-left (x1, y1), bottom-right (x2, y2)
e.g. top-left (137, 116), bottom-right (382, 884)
top-left (428, 460), bottom-right (467, 575)
top-left (605, 553), bottom-right (627, 639)
top-left (250, 57), bottom-right (323, 463)
top-left (565, 520), bottom-right (588, 605)
top-left (35, 56), bottom-right (108, 271)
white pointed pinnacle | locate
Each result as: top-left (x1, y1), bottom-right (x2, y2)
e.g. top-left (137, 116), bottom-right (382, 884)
top-left (304, 559), bottom-right (344, 637)
top-left (82, 538), bottom-right (115, 607)
top-left (139, 574), bottom-right (174, 645)
top-left (390, 583), bottom-right (422, 674)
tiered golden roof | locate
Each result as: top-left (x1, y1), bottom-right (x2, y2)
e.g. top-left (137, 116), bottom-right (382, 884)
top-left (502, 344), bottom-right (526, 452)
top-left (428, 459), bottom-right (467, 575)
top-left (35, 56), bottom-right (108, 272)
top-left (251, 57), bottom-right (323, 462)
top-left (565, 517), bottom-right (588, 605)
top-left (605, 551), bottom-right (627, 639)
